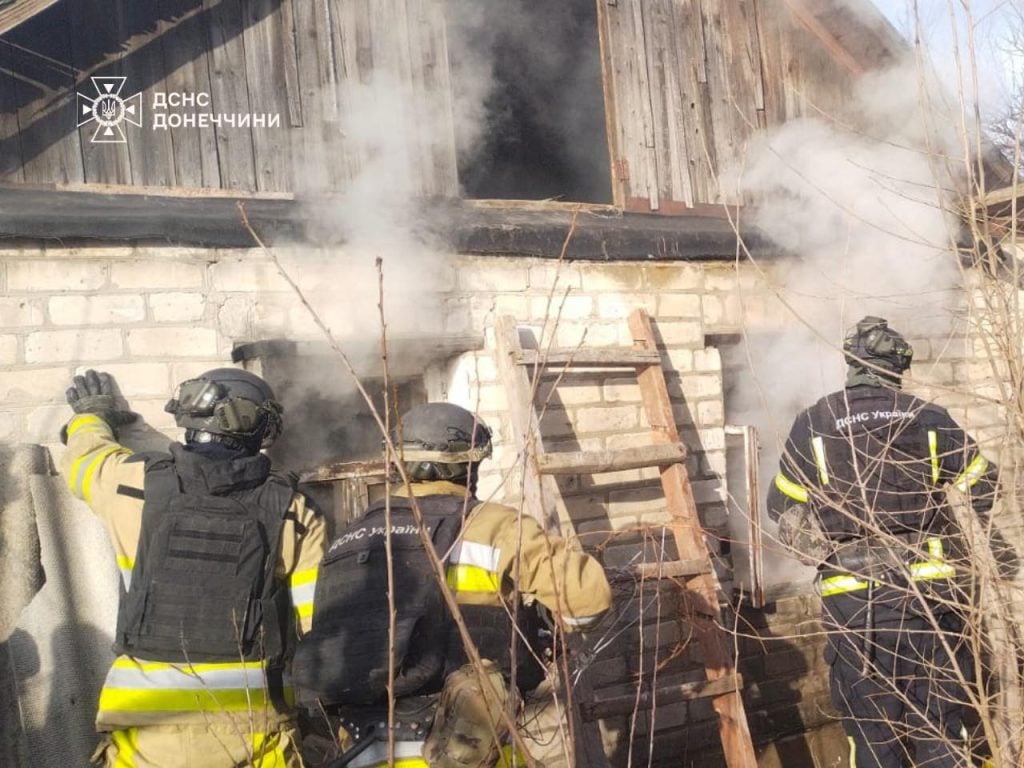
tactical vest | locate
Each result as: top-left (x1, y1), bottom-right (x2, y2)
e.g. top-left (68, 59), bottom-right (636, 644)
top-left (293, 495), bottom-right (463, 706)
top-left (114, 449), bottom-right (294, 664)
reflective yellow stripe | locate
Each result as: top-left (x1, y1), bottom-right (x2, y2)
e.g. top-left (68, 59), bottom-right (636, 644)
top-left (369, 761), bottom-right (428, 768)
top-left (927, 537), bottom-right (944, 559)
top-left (296, 603), bottom-right (314, 619)
top-left (928, 430), bottom-right (940, 484)
top-left (111, 727), bottom-right (139, 768)
top-left (848, 736), bottom-right (856, 768)
top-left (99, 685), bottom-right (294, 714)
top-left (70, 445), bottom-right (131, 504)
top-left (954, 455), bottom-right (989, 492)
top-left (67, 413), bottom-right (110, 438)
top-left (252, 731), bottom-right (288, 767)
top-left (910, 561), bottom-right (956, 580)
top-left (289, 567), bottom-right (318, 587)
top-left (811, 436), bottom-right (829, 485)
top-left (820, 574), bottom-right (869, 596)
top-left (774, 472), bottom-right (808, 503)
top-left (446, 563), bottom-right (500, 593)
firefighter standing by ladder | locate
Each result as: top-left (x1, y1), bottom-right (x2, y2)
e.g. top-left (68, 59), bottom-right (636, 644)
top-left (768, 317), bottom-right (999, 768)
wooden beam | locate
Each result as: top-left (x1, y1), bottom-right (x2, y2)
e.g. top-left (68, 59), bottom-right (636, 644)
top-left (0, 0), bottom-right (61, 37)
top-left (536, 443), bottom-right (687, 476)
top-left (516, 348), bottom-right (663, 367)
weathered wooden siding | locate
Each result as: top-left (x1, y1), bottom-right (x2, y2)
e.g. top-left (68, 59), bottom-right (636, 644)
top-left (597, 0), bottom-right (903, 211)
top-left (0, 0), bottom-right (458, 194)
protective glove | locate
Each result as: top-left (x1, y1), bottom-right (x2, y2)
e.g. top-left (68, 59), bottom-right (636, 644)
top-left (64, 369), bottom-right (137, 436)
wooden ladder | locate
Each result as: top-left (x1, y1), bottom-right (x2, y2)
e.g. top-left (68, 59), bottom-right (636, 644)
top-left (494, 309), bottom-right (756, 768)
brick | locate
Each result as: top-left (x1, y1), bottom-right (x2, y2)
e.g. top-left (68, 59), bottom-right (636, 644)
top-left (110, 261), bottom-right (204, 290)
top-left (475, 384), bottom-right (508, 412)
top-left (697, 399), bottom-right (724, 426)
top-left (703, 268), bottom-right (739, 292)
top-left (554, 321), bottom-right (620, 347)
top-left (536, 379), bottom-right (600, 406)
top-left (531, 294), bottom-right (592, 322)
top-left (150, 292), bottom-right (207, 323)
top-left (217, 296), bottom-right (254, 338)
top-left (0, 411), bottom-right (18, 442)
top-left (658, 293), bottom-right (702, 318)
top-left (459, 264), bottom-right (528, 292)
top-left (126, 327), bottom-right (218, 357)
top-left (575, 404), bottom-right (640, 433)
top-left (209, 258), bottom-right (292, 292)
top-left (692, 347), bottom-right (721, 372)
top-left (679, 374), bottom-right (722, 400)
top-left (655, 320), bottom-right (704, 347)
top-left (75, 362), bottom-right (172, 397)
top-left (663, 347), bottom-right (693, 372)
top-left (692, 478), bottom-right (726, 504)
top-left (579, 264), bottom-right (644, 291)
top-left (644, 264), bottom-right (702, 291)
top-left (0, 367), bottom-right (72, 403)
top-left (0, 297), bottom-right (45, 327)
top-left (0, 335), bottom-right (17, 364)
top-left (128, 398), bottom-right (180, 430)
top-left (602, 378), bottom-right (641, 403)
top-left (595, 294), bottom-right (657, 320)
top-left (528, 263), bottom-right (582, 291)
top-left (492, 294), bottom-right (530, 318)
top-left (8, 260), bottom-right (108, 291)
top-left (25, 329), bottom-right (122, 363)
top-left (49, 295), bottom-right (146, 326)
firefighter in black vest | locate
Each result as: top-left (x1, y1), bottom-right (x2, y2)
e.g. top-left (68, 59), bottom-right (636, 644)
top-left (294, 403), bottom-right (612, 768)
top-left (767, 317), bottom-right (999, 768)
top-left (61, 368), bottom-right (325, 767)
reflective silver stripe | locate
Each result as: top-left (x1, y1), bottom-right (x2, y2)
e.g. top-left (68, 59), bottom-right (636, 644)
top-left (347, 740), bottom-right (424, 768)
top-left (563, 614), bottom-right (602, 628)
top-left (450, 541), bottom-right (501, 571)
top-left (104, 660), bottom-right (269, 691)
top-left (289, 581), bottom-right (316, 607)
top-left (954, 455), bottom-right (989, 492)
top-left (811, 436), bottom-right (829, 485)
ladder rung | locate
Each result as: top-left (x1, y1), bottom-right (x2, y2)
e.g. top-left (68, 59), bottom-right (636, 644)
top-left (633, 558), bottom-right (709, 580)
top-left (536, 443), bottom-right (687, 475)
top-left (515, 348), bottom-right (662, 367)
top-left (579, 674), bottom-right (743, 720)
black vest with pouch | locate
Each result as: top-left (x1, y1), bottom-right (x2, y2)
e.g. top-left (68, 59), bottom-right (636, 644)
top-left (114, 443), bottom-right (294, 664)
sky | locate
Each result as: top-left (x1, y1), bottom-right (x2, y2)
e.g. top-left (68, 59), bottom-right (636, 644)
top-left (872, 0), bottom-right (1023, 125)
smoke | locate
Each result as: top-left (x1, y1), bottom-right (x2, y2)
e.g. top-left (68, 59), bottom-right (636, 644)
top-left (723, 61), bottom-right (969, 588)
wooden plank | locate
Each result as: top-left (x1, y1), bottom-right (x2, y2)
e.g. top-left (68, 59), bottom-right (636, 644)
top-left (628, 308), bottom-right (756, 768)
top-left (0, 40), bottom-right (26, 182)
top-left (10, 5), bottom-right (84, 185)
top-left (279, 0), bottom-right (304, 127)
top-left (516, 347), bottom-right (662, 367)
top-left (579, 674), bottom-right (742, 719)
top-left (290, 0), bottom-right (331, 190)
top-left (594, 0), bottom-right (625, 207)
top-left (123, 0), bottom-right (176, 186)
top-left (241, 0), bottom-right (293, 192)
top-left (159, 0), bottom-right (221, 188)
top-left (418, 0), bottom-right (458, 196)
top-left (0, 0), bottom-right (60, 36)
top-left (65, 0), bottom-right (132, 184)
top-left (536, 443), bottom-right (687, 475)
top-left (627, 0), bottom-right (659, 210)
top-left (494, 315), bottom-right (562, 533)
top-left (752, 0), bottom-right (788, 125)
top-left (204, 0), bottom-right (257, 190)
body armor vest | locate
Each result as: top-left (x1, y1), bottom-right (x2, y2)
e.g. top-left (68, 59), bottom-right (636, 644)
top-left (114, 445), bottom-right (294, 664)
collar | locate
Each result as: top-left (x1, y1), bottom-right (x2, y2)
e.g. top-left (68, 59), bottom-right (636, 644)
top-left (390, 480), bottom-right (470, 499)
top-left (170, 442), bottom-right (271, 495)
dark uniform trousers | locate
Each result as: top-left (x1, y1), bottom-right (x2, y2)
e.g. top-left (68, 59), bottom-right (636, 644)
top-left (822, 587), bottom-right (971, 768)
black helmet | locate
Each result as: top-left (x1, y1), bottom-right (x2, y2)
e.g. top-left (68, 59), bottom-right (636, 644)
top-left (393, 403), bottom-right (492, 484)
top-left (843, 316), bottom-right (913, 375)
top-left (164, 368), bottom-right (283, 452)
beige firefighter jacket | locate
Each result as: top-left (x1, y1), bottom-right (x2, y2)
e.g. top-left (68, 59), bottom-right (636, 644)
top-left (392, 480), bottom-right (612, 630)
top-left (61, 413), bottom-right (326, 730)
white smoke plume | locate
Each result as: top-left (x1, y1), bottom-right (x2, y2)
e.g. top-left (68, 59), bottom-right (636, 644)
top-left (724, 61), bottom-right (970, 588)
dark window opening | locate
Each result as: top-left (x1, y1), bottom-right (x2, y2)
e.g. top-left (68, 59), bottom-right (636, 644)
top-left (446, 0), bottom-right (612, 204)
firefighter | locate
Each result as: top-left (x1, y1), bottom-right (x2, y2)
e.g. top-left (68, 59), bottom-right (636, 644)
top-left (61, 368), bottom-right (325, 767)
top-left (294, 403), bottom-right (613, 768)
top-left (767, 317), bottom-right (999, 768)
